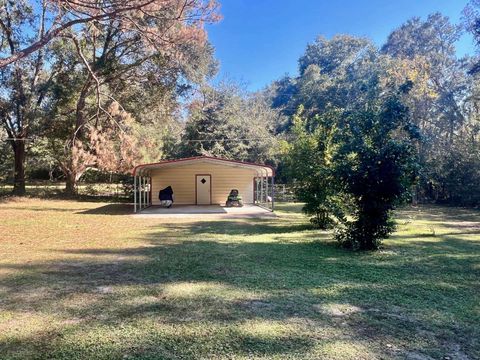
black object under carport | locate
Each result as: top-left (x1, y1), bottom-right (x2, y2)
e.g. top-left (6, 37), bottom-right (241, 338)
top-left (159, 186), bottom-right (174, 208)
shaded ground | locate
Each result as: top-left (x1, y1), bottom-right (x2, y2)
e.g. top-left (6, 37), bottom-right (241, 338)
top-left (0, 198), bottom-right (479, 359)
top-left (0, 182), bottom-right (128, 202)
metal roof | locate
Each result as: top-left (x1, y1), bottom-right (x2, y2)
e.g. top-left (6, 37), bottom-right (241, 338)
top-left (132, 156), bottom-right (275, 177)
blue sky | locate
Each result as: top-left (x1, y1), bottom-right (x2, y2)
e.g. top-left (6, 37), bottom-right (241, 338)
top-left (206, 0), bottom-right (476, 91)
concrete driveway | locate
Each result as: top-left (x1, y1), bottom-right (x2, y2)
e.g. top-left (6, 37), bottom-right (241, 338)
top-left (134, 204), bottom-right (276, 219)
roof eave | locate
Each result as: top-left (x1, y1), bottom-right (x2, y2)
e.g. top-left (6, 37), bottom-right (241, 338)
top-left (132, 156), bottom-right (275, 176)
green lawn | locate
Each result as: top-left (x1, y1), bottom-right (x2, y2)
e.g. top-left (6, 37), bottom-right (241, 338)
top-left (0, 198), bottom-right (479, 359)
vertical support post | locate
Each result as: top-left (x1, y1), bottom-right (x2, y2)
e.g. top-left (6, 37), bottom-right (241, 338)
top-left (140, 176), bottom-right (143, 210)
top-left (145, 177), bottom-right (148, 207)
top-left (260, 175), bottom-right (264, 205)
top-left (263, 175), bottom-right (266, 206)
top-left (265, 172), bottom-right (269, 207)
top-left (264, 172), bottom-right (267, 204)
top-left (271, 176), bottom-right (275, 212)
top-left (143, 177), bottom-right (146, 208)
top-left (134, 175), bottom-right (137, 213)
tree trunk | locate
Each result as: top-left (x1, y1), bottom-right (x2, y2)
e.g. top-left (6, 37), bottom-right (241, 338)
top-left (63, 80), bottom-right (91, 196)
top-left (12, 140), bottom-right (26, 196)
top-left (64, 168), bottom-right (87, 196)
top-left (65, 171), bottom-right (78, 196)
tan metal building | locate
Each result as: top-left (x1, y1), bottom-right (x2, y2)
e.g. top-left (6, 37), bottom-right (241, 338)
top-left (132, 156), bottom-right (275, 212)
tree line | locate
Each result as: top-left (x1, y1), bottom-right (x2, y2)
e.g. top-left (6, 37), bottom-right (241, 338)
top-left (269, 9), bottom-right (480, 248)
top-left (2, 1), bottom-right (480, 249)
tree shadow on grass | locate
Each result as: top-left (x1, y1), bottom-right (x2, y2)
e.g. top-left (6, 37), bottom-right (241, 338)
top-left (390, 221), bottom-right (480, 263)
top-left (0, 192), bottom-right (129, 203)
top-left (186, 219), bottom-right (319, 236)
top-left (0, 205), bottom-right (88, 212)
top-left (0, 320), bottom-right (316, 360)
top-left (77, 203), bottom-right (132, 215)
top-left (398, 205), bottom-right (480, 223)
top-left (0, 202), bottom-right (131, 215)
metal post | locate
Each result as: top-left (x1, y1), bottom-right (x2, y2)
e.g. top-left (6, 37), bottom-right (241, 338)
top-left (264, 174), bottom-right (267, 204)
top-left (143, 177), bottom-right (146, 208)
top-left (140, 176), bottom-right (143, 210)
top-left (271, 176), bottom-right (275, 212)
top-left (145, 177), bottom-right (148, 207)
top-left (134, 176), bottom-right (137, 213)
top-left (260, 175), bottom-right (264, 205)
top-left (142, 177), bottom-right (146, 208)
top-left (141, 177), bottom-right (144, 209)
top-left (264, 170), bottom-right (268, 204)
top-left (265, 172), bottom-right (269, 206)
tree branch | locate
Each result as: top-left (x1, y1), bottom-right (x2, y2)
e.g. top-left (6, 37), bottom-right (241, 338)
top-left (0, 0), bottom-right (158, 68)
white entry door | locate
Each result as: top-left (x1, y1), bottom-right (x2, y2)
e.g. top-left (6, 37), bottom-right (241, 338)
top-left (196, 175), bottom-right (211, 205)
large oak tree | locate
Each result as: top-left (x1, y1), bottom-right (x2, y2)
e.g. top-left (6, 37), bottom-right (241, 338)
top-left (1, 0), bottom-right (220, 194)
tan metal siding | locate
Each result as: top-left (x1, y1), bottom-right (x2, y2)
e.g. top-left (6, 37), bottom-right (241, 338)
top-left (151, 163), bottom-right (257, 205)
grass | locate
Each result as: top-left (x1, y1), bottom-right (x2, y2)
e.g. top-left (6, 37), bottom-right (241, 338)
top-left (0, 198), bottom-right (479, 359)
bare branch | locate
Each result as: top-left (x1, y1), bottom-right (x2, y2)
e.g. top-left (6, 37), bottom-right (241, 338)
top-left (0, 0), bottom-right (160, 68)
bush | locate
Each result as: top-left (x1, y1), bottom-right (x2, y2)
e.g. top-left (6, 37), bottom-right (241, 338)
top-left (333, 96), bottom-right (419, 250)
top-left (284, 107), bottom-right (345, 230)
top-left (287, 95), bottom-right (419, 251)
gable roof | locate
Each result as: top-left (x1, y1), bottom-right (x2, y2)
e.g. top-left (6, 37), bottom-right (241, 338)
top-left (132, 156), bottom-right (275, 176)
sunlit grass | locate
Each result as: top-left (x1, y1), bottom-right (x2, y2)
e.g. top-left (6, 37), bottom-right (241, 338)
top-left (0, 198), bottom-right (479, 359)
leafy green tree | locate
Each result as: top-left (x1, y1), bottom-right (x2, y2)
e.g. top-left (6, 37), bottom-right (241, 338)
top-left (283, 106), bottom-right (344, 228)
top-left (465, 1), bottom-right (480, 74)
top-left (1, 0), bottom-right (219, 195)
top-left (333, 94), bottom-right (420, 250)
top-left (0, 132), bottom-right (13, 183)
top-left (278, 34), bottom-right (421, 249)
top-left (178, 82), bottom-right (280, 163)
top-left (42, 3), bottom-right (219, 194)
top-left (272, 15), bottom-right (479, 209)
top-left (383, 12), bottom-right (480, 206)
top-left (419, 119), bottom-right (480, 205)
top-left (268, 35), bottom-right (379, 128)
top-left (382, 13), bottom-right (467, 138)
top-left (285, 89), bottom-right (419, 249)
top-left (0, 0), bottom-right (52, 194)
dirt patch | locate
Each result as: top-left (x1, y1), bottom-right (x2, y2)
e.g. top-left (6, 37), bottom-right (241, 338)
top-left (314, 303), bottom-right (363, 317)
top-left (95, 286), bottom-right (114, 294)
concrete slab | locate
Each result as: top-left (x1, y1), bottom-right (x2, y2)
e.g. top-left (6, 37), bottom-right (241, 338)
top-left (134, 204), bottom-right (276, 219)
